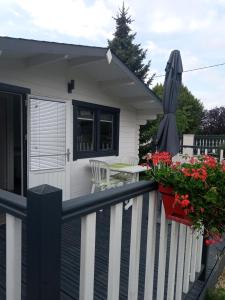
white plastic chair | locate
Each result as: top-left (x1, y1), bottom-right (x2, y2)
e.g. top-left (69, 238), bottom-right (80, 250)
top-left (89, 160), bottom-right (122, 193)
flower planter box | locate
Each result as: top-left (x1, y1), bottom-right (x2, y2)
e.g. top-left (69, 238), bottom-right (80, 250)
top-left (159, 184), bottom-right (192, 226)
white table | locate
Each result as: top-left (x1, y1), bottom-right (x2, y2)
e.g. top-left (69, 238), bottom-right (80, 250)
top-left (109, 164), bottom-right (147, 182)
top-left (109, 164), bottom-right (147, 209)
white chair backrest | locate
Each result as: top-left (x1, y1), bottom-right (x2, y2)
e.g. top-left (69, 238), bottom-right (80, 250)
top-left (89, 160), bottom-right (110, 186)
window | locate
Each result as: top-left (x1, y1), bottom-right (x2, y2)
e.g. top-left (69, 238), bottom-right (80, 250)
top-left (73, 100), bottom-right (120, 159)
top-left (30, 99), bottom-right (66, 171)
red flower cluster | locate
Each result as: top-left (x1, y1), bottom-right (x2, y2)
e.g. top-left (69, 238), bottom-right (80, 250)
top-left (151, 152), bottom-right (172, 166)
top-left (146, 152), bottom-right (225, 243)
top-left (202, 155), bottom-right (217, 168)
top-left (182, 166), bottom-right (207, 181)
top-left (174, 193), bottom-right (190, 208)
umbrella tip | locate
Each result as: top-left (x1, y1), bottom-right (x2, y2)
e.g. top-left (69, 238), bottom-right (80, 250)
top-left (172, 49), bottom-right (180, 54)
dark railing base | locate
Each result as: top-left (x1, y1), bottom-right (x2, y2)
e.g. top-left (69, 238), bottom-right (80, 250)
top-left (185, 245), bottom-right (225, 300)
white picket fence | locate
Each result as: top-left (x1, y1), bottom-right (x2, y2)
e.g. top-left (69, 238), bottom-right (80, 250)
top-left (6, 214), bottom-right (22, 300)
top-left (79, 190), bottom-right (203, 300)
top-left (194, 135), bottom-right (225, 148)
top-left (182, 134), bottom-right (225, 161)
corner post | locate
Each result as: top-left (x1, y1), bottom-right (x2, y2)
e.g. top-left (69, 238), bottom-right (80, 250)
top-left (27, 185), bottom-right (62, 300)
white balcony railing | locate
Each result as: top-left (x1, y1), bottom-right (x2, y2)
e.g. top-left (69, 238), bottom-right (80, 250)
top-left (0, 181), bottom-right (206, 300)
top-left (62, 181), bottom-right (205, 300)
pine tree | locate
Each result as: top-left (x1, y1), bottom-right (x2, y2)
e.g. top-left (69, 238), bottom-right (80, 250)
top-left (108, 3), bottom-right (154, 85)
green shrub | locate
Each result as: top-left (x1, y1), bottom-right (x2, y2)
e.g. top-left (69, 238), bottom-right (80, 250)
top-left (205, 288), bottom-right (225, 300)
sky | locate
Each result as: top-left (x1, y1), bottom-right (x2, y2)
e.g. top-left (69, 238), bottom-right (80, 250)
top-left (0, 0), bottom-right (225, 109)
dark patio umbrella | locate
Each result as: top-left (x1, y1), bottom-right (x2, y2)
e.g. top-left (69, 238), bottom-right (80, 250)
top-left (156, 50), bottom-right (183, 156)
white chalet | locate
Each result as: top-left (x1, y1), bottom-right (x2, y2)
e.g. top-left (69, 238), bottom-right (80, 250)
top-left (0, 37), bottom-right (162, 199)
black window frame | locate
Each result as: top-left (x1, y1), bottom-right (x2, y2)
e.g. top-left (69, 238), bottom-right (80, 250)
top-left (73, 100), bottom-right (120, 160)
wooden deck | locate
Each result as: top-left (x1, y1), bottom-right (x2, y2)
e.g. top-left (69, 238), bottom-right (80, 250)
top-left (0, 198), bottom-right (223, 300)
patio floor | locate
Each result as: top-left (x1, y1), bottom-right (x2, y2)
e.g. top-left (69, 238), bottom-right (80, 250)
top-left (0, 198), bottom-right (224, 299)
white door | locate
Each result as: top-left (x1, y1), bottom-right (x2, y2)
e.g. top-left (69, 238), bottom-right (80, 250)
top-left (28, 98), bottom-right (71, 200)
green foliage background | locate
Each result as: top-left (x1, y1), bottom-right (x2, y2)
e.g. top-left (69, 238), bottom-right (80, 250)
top-left (139, 83), bottom-right (204, 158)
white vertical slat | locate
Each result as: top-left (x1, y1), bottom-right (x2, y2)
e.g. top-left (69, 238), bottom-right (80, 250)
top-left (167, 221), bottom-right (179, 300)
top-left (80, 213), bottom-right (96, 300)
top-left (175, 224), bottom-right (186, 300)
top-left (190, 231), bottom-right (198, 282)
top-left (204, 148), bottom-right (208, 155)
top-left (220, 149), bottom-right (224, 162)
top-left (196, 234), bottom-right (203, 273)
top-left (144, 191), bottom-right (157, 300)
top-left (156, 202), bottom-right (168, 300)
top-left (197, 148), bottom-right (201, 155)
top-left (128, 195), bottom-right (143, 300)
top-left (107, 203), bottom-right (123, 300)
top-left (183, 227), bottom-right (193, 293)
top-left (6, 214), bottom-right (22, 300)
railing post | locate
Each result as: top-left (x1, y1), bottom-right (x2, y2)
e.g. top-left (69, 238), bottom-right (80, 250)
top-left (27, 185), bottom-right (62, 300)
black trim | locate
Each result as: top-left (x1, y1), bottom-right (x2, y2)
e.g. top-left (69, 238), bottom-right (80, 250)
top-left (22, 95), bottom-right (28, 196)
top-left (0, 82), bottom-right (30, 95)
top-left (72, 100), bottom-right (120, 112)
top-left (0, 189), bottom-right (27, 219)
top-left (62, 180), bottom-right (157, 221)
top-left (72, 100), bottom-right (120, 160)
top-left (0, 82), bottom-right (29, 196)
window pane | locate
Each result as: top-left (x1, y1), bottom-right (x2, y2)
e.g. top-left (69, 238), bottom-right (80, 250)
top-left (78, 108), bottom-right (94, 120)
top-left (77, 108), bottom-right (94, 152)
top-left (100, 113), bottom-right (113, 150)
top-left (100, 113), bottom-right (113, 122)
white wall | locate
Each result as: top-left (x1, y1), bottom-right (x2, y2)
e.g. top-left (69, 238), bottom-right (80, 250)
top-left (0, 58), bottom-right (141, 198)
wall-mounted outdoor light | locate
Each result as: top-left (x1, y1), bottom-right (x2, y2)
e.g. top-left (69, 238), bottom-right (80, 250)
top-left (68, 80), bottom-right (75, 93)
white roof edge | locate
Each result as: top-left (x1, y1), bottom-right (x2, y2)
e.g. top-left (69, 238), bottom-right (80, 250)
top-left (0, 37), bottom-right (162, 109)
